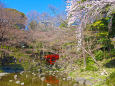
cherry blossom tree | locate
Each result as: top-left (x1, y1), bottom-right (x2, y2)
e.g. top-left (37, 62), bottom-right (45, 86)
top-left (66, 0), bottom-right (115, 67)
top-left (66, 0), bottom-right (115, 50)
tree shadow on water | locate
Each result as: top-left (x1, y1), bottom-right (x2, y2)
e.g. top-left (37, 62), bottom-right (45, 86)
top-left (0, 64), bottom-right (24, 73)
top-left (104, 59), bottom-right (115, 68)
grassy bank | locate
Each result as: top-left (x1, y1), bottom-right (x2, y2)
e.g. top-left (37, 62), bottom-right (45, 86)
top-left (66, 57), bottom-right (115, 86)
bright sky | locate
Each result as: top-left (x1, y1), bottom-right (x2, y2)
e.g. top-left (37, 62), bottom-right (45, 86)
top-left (2, 0), bottom-right (66, 15)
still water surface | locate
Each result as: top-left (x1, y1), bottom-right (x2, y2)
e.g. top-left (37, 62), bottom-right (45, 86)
top-left (0, 72), bottom-right (80, 86)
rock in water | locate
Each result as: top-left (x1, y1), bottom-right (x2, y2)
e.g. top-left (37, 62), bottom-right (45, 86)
top-left (14, 75), bottom-right (17, 80)
top-left (9, 80), bottom-right (13, 82)
top-left (20, 71), bottom-right (24, 75)
top-left (41, 77), bottom-right (45, 81)
top-left (47, 83), bottom-right (51, 86)
top-left (21, 82), bottom-right (24, 85)
top-left (63, 78), bottom-right (66, 80)
top-left (16, 81), bottom-right (20, 84)
top-left (0, 73), bottom-right (8, 77)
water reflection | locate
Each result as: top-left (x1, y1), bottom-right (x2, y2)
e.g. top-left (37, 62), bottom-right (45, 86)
top-left (0, 72), bottom-right (78, 86)
top-left (45, 75), bottom-right (59, 85)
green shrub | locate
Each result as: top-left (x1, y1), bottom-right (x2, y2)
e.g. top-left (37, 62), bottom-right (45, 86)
top-left (110, 49), bottom-right (115, 57)
top-left (86, 57), bottom-right (98, 71)
top-left (85, 65), bottom-right (98, 71)
top-left (94, 50), bottom-right (104, 61)
top-left (29, 45), bottom-right (33, 49)
top-left (106, 72), bottom-right (115, 86)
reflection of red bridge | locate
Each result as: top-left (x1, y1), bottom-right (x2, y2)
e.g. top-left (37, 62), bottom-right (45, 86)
top-left (45, 75), bottom-right (59, 84)
top-left (44, 54), bottom-right (59, 65)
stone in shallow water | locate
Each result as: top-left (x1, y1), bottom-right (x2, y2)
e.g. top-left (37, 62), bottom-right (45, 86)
top-left (52, 73), bottom-right (55, 76)
top-left (41, 77), bottom-right (45, 81)
top-left (0, 73), bottom-right (8, 77)
top-left (20, 71), bottom-right (24, 75)
top-left (9, 80), bottom-right (13, 82)
top-left (21, 82), bottom-right (24, 85)
top-left (14, 75), bottom-right (17, 80)
top-left (32, 72), bottom-right (36, 76)
top-left (47, 83), bottom-right (51, 86)
top-left (16, 81), bottom-right (20, 84)
top-left (63, 78), bottom-right (66, 80)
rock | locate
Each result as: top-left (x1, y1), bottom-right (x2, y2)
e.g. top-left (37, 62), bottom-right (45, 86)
top-left (47, 83), bottom-right (51, 86)
top-left (38, 69), bottom-right (42, 73)
top-left (9, 80), bottom-right (13, 82)
top-left (14, 75), bottom-right (17, 80)
top-left (21, 82), bottom-right (24, 85)
top-left (100, 72), bottom-right (105, 75)
top-left (76, 77), bottom-right (86, 84)
top-left (52, 73), bottom-right (55, 76)
top-left (41, 77), bottom-right (45, 81)
top-left (104, 79), bottom-right (106, 82)
top-left (67, 77), bottom-right (71, 80)
top-left (20, 71), bottom-right (24, 75)
top-left (38, 73), bottom-right (45, 78)
top-left (100, 69), bottom-right (108, 75)
top-left (89, 77), bottom-right (94, 80)
top-left (85, 80), bottom-right (93, 86)
top-left (0, 73), bottom-right (8, 77)
top-left (32, 72), bottom-right (36, 76)
top-left (63, 78), bottom-right (66, 80)
top-left (16, 81), bottom-right (20, 84)
top-left (98, 78), bottom-right (102, 81)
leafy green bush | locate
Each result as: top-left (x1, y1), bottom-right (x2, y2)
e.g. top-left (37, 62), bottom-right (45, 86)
top-left (94, 50), bottom-right (104, 61)
top-left (29, 45), bottom-right (33, 49)
top-left (89, 16), bottom-right (114, 52)
top-left (110, 49), bottom-right (115, 57)
top-left (106, 72), bottom-right (115, 86)
top-left (85, 65), bottom-right (98, 71)
top-left (86, 57), bottom-right (98, 71)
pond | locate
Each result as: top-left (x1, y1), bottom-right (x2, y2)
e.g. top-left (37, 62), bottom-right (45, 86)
top-left (0, 72), bottom-right (80, 86)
